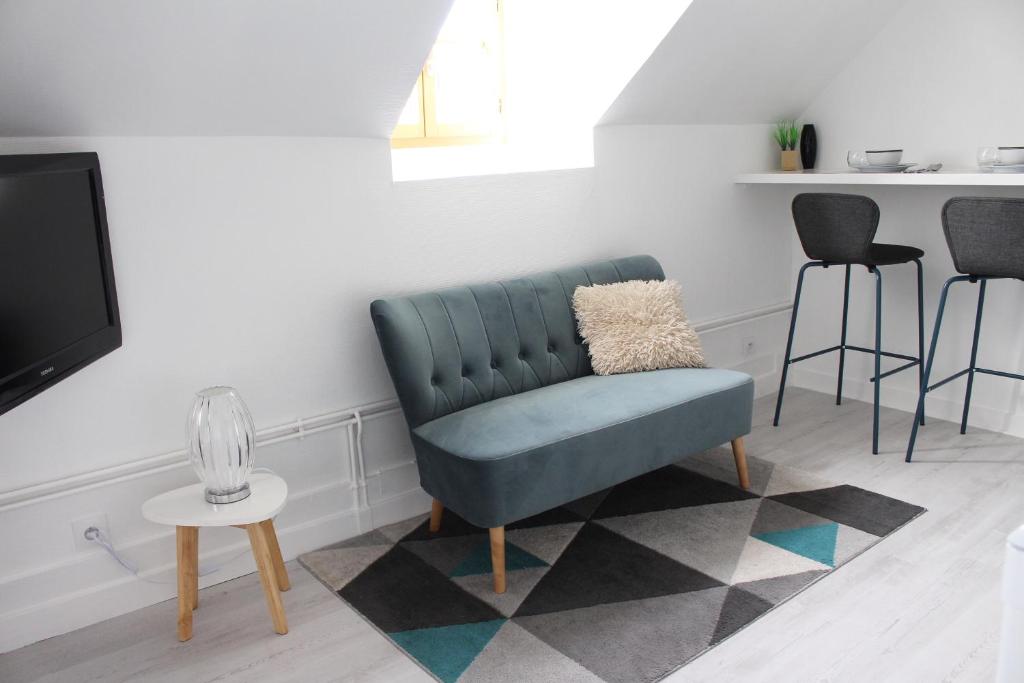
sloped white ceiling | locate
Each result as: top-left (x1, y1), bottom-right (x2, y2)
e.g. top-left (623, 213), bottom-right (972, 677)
top-left (1, 0), bottom-right (912, 137)
top-left (600, 0), bottom-right (910, 125)
top-left (0, 0), bottom-right (452, 137)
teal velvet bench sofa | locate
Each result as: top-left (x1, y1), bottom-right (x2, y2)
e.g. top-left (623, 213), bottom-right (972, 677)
top-left (370, 255), bottom-right (754, 593)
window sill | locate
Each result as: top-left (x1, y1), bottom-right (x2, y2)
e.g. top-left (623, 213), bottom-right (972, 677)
top-left (390, 140), bottom-right (593, 182)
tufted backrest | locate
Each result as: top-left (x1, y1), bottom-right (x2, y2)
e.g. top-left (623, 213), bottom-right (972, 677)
top-left (370, 255), bottom-right (665, 428)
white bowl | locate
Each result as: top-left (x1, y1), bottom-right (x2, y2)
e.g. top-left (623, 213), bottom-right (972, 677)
top-left (866, 149), bottom-right (903, 165)
top-left (998, 147), bottom-right (1024, 165)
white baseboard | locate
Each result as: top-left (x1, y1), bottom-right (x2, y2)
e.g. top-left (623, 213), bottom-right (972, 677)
top-left (789, 366), bottom-right (1024, 438)
top-left (733, 352), bottom-right (781, 400)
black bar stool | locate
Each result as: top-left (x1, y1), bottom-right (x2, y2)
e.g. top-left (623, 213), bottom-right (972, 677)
top-left (906, 197), bottom-right (1024, 462)
top-left (774, 193), bottom-right (926, 454)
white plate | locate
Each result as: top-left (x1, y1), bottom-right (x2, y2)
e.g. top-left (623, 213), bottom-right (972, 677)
top-left (850, 162), bottom-right (916, 173)
top-left (992, 164), bottom-right (1024, 173)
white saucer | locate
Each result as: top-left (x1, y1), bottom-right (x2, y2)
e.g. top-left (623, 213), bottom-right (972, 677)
top-left (991, 164), bottom-right (1024, 173)
top-left (850, 162), bottom-right (916, 173)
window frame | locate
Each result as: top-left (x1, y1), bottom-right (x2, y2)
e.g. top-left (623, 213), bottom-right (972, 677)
top-left (391, 0), bottom-right (506, 149)
top-left (392, 73), bottom-right (427, 141)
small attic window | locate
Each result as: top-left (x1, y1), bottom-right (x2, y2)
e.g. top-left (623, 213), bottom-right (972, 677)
top-left (392, 0), bottom-right (688, 180)
top-left (392, 0), bottom-right (505, 148)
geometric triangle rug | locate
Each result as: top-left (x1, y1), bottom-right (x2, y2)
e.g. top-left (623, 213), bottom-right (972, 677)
top-left (300, 448), bottom-right (925, 683)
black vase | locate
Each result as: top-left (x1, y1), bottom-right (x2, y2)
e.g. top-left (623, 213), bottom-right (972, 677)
top-left (800, 124), bottom-right (817, 170)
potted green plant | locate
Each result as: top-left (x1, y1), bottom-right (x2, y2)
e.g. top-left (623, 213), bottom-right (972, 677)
top-left (774, 120), bottom-right (801, 171)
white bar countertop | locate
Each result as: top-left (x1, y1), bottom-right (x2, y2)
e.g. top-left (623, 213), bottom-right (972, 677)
top-left (735, 170), bottom-right (1024, 186)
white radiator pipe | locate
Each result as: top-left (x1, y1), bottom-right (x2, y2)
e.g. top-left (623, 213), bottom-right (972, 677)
top-left (0, 399), bottom-right (401, 512)
top-left (998, 525), bottom-right (1024, 682)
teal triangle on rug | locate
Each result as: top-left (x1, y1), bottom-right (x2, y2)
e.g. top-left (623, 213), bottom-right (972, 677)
top-left (754, 522), bottom-right (839, 566)
top-left (389, 619), bottom-right (505, 683)
top-left (450, 541), bottom-right (548, 577)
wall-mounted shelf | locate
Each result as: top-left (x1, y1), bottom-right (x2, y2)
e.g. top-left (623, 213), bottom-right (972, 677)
top-left (735, 170), bottom-right (1024, 186)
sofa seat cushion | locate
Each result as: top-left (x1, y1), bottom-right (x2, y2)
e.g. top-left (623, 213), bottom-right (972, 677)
top-left (411, 368), bottom-right (754, 528)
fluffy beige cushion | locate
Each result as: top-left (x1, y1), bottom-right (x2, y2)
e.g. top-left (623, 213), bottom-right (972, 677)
top-left (572, 279), bottom-right (705, 375)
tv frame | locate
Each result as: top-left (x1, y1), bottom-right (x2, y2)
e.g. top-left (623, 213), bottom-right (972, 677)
top-left (0, 152), bottom-right (122, 416)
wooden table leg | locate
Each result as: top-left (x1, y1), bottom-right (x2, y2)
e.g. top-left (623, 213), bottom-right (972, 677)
top-left (176, 526), bottom-right (198, 641)
top-left (489, 526), bottom-right (506, 594)
top-left (429, 499), bottom-right (444, 532)
top-left (731, 437), bottom-right (751, 490)
top-left (190, 528), bottom-right (199, 609)
top-left (246, 523), bottom-right (289, 634)
top-left (259, 519), bottom-right (290, 591)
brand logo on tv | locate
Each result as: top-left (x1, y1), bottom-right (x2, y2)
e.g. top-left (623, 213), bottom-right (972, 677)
top-left (40, 366), bottom-right (54, 376)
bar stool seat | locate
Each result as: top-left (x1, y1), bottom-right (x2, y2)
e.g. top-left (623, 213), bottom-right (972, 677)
top-left (774, 193), bottom-right (926, 455)
top-left (867, 243), bottom-right (925, 266)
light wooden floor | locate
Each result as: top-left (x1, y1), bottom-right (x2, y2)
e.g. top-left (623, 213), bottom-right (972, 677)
top-left (2, 387), bottom-right (1022, 683)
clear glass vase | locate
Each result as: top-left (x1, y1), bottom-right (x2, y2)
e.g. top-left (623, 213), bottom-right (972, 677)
top-left (188, 386), bottom-right (256, 504)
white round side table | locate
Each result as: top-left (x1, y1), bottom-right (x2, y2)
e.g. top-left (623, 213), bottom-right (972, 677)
top-left (141, 472), bottom-right (290, 641)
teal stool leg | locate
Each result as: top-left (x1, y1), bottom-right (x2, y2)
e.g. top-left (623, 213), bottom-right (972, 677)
top-left (773, 262), bottom-right (818, 427)
top-left (871, 267), bottom-right (882, 455)
top-left (836, 264), bottom-right (851, 405)
top-left (907, 276), bottom-right (970, 462)
top-left (914, 259), bottom-right (926, 425)
top-left (960, 279), bottom-right (987, 434)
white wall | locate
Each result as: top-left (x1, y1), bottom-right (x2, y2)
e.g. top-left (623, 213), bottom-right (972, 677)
top-left (0, 127), bottom-right (790, 652)
top-left (594, 126), bottom-right (791, 324)
top-left (785, 0), bottom-right (1024, 438)
top-left (592, 123), bottom-right (794, 387)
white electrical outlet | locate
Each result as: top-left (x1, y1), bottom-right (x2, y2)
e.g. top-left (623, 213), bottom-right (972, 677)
top-left (71, 513), bottom-right (110, 552)
top-left (741, 336), bottom-right (756, 357)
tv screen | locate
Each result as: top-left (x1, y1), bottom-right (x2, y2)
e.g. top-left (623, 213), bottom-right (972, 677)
top-left (0, 153), bottom-right (121, 416)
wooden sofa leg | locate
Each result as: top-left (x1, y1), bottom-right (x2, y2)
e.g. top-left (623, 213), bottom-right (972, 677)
top-left (489, 527), bottom-right (506, 594)
top-left (429, 499), bottom-right (444, 532)
top-left (731, 437), bottom-right (751, 490)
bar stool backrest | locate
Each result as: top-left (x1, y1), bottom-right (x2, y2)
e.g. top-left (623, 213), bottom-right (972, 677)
top-left (943, 197), bottom-right (1024, 280)
top-left (792, 193), bottom-right (879, 264)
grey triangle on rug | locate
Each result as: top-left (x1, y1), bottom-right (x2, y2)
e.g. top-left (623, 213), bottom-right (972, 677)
top-left (299, 448), bottom-right (925, 683)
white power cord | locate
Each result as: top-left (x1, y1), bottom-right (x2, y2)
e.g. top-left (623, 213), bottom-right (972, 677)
top-left (85, 469), bottom-right (280, 584)
top-left (85, 526), bottom-right (253, 584)
top-left (84, 526), bottom-right (143, 575)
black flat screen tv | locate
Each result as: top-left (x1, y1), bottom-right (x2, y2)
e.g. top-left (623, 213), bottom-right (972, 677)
top-left (0, 152), bottom-right (121, 416)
